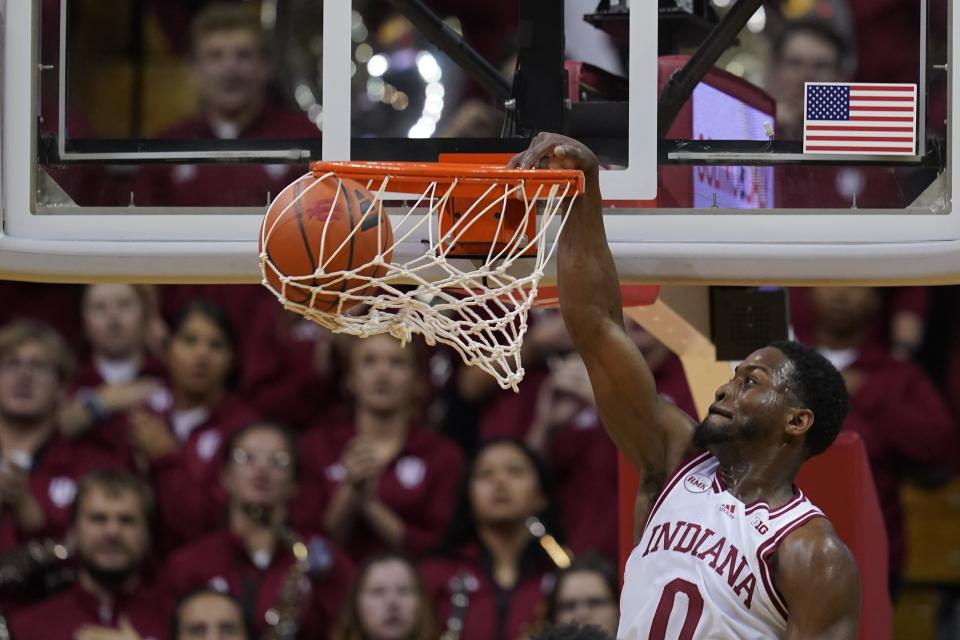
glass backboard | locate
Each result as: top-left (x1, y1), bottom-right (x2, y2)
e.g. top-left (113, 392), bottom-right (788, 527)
top-left (1, 0), bottom-right (957, 284)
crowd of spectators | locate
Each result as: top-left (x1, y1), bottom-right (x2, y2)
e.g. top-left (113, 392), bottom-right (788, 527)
top-left (0, 282), bottom-right (653, 639)
top-left (0, 279), bottom-right (957, 638)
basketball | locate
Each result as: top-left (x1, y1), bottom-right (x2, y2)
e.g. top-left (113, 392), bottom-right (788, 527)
top-left (259, 174), bottom-right (393, 312)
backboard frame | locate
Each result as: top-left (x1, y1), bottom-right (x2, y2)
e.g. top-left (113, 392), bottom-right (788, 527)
top-left (1, 0), bottom-right (959, 284)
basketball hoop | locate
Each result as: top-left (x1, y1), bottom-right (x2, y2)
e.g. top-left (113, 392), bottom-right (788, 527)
top-left (259, 160), bottom-right (584, 391)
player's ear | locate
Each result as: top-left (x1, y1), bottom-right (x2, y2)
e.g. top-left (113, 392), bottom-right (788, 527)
top-left (784, 407), bottom-right (814, 438)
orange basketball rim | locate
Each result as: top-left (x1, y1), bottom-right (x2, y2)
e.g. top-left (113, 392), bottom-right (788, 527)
top-left (310, 160), bottom-right (584, 259)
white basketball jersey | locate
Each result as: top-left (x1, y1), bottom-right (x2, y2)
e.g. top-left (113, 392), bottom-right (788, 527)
top-left (618, 452), bottom-right (825, 640)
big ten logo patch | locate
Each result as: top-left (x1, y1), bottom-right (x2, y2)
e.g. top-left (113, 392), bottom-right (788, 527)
top-left (684, 473), bottom-right (710, 493)
top-left (750, 513), bottom-right (769, 535)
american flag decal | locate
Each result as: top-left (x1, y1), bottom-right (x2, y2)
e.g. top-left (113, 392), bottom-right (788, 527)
top-left (803, 82), bottom-right (917, 155)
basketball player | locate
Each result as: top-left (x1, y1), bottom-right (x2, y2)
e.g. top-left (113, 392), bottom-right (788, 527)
top-left (511, 133), bottom-right (861, 639)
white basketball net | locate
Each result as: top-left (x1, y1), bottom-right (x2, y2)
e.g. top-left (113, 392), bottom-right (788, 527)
top-left (259, 167), bottom-right (580, 391)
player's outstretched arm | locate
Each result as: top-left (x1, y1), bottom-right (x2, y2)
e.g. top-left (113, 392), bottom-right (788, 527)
top-left (776, 519), bottom-right (861, 640)
top-left (510, 133), bottom-right (693, 484)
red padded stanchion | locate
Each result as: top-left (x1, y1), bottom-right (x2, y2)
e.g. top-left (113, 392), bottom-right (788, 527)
top-left (796, 432), bottom-right (891, 639)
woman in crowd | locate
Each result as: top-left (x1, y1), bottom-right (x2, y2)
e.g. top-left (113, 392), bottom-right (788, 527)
top-left (130, 299), bottom-right (259, 545)
top-left (419, 438), bottom-right (565, 640)
top-left (296, 334), bottom-right (463, 561)
top-left (333, 552), bottom-right (438, 640)
top-left (161, 422), bottom-right (353, 639)
top-left (60, 284), bottom-right (166, 465)
top-left (545, 554), bottom-right (620, 636)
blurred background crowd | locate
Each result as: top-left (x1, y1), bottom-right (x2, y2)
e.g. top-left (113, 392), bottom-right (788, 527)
top-left (13, 0), bottom-right (960, 638)
top-left (0, 280), bottom-right (958, 639)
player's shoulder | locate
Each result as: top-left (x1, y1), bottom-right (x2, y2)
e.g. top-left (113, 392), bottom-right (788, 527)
top-left (775, 517), bottom-right (858, 582)
top-left (772, 514), bottom-right (861, 626)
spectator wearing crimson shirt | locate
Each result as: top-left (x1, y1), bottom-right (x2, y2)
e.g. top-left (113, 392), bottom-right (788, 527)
top-left (464, 311), bottom-right (695, 446)
top-left (0, 322), bottom-right (122, 554)
top-left (296, 334), bottom-right (463, 562)
top-left (60, 284), bottom-right (168, 467)
top-left (238, 304), bottom-right (347, 431)
top-left (159, 284), bottom-right (277, 371)
top-left (127, 301), bottom-right (258, 547)
top-left (332, 552), bottom-right (439, 640)
top-left (804, 287), bottom-right (957, 590)
top-left (159, 283), bottom-right (295, 389)
top-left (765, 17), bottom-right (852, 142)
top-left (9, 470), bottom-right (168, 640)
top-left (459, 309), bottom-right (575, 445)
top-left (525, 319), bottom-right (694, 559)
top-left (525, 354), bottom-right (617, 560)
top-left (767, 18), bottom-right (908, 209)
top-left (420, 439), bottom-right (563, 640)
top-left (160, 422), bottom-right (353, 640)
top-left (545, 554), bottom-right (620, 636)
top-left (133, 2), bottom-right (318, 208)
top-left (790, 286), bottom-right (930, 361)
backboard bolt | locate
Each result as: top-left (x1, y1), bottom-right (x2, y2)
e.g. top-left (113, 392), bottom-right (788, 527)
top-left (266, 191), bottom-right (272, 205)
top-left (503, 98), bottom-right (517, 111)
top-left (37, 64), bottom-right (54, 72)
top-left (933, 64), bottom-right (949, 71)
top-left (851, 192), bottom-right (858, 209)
top-left (711, 193), bottom-right (718, 208)
top-left (129, 192), bottom-right (135, 207)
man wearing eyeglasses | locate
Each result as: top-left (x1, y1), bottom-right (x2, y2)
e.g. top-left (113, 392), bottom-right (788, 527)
top-left (9, 469), bottom-right (168, 640)
top-left (158, 422), bottom-right (353, 640)
top-left (0, 321), bottom-right (121, 559)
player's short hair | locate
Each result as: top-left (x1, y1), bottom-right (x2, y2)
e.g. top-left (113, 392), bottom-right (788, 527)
top-left (533, 624), bottom-right (615, 640)
top-left (0, 320), bottom-right (75, 384)
top-left (769, 340), bottom-right (850, 457)
top-left (771, 17), bottom-right (850, 65)
top-left (190, 2), bottom-right (268, 56)
top-left (71, 469), bottom-right (155, 525)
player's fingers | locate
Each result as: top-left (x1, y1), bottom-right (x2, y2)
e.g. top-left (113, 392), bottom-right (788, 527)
top-left (518, 139), bottom-right (562, 170)
top-left (553, 144), bottom-right (589, 170)
top-left (507, 152), bottom-right (525, 169)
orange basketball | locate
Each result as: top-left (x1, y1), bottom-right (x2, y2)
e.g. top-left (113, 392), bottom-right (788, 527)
top-left (259, 174), bottom-right (393, 312)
